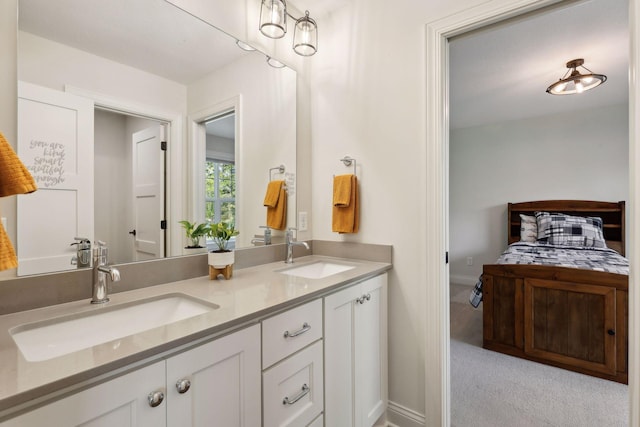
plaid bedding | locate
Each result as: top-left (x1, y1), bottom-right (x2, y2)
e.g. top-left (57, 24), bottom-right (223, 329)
top-left (469, 242), bottom-right (629, 308)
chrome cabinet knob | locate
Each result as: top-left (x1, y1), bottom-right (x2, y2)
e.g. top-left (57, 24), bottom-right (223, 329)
top-left (147, 390), bottom-right (165, 407)
top-left (176, 378), bottom-right (191, 394)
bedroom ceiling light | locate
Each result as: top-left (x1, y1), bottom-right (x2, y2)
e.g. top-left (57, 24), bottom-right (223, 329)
top-left (546, 58), bottom-right (607, 95)
top-left (259, 0), bottom-right (318, 56)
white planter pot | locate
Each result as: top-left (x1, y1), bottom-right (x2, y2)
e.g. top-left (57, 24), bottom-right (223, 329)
top-left (208, 250), bottom-right (234, 268)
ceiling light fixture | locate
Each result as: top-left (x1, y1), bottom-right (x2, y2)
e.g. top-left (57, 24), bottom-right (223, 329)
top-left (266, 56), bottom-right (286, 68)
top-left (546, 58), bottom-right (607, 95)
top-left (236, 40), bottom-right (256, 51)
top-left (259, 0), bottom-right (318, 56)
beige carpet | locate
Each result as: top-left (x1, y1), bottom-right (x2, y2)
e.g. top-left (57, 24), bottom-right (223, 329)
top-left (450, 283), bottom-right (628, 427)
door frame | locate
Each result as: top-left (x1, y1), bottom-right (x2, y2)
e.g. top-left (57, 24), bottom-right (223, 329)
top-left (187, 95), bottom-right (242, 242)
top-left (424, 0), bottom-right (639, 425)
top-left (64, 85), bottom-right (184, 258)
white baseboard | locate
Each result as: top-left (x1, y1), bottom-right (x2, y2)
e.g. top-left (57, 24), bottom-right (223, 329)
top-left (449, 274), bottom-right (478, 286)
top-left (385, 400), bottom-right (425, 427)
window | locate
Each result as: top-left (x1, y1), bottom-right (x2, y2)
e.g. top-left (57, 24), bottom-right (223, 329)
top-left (205, 159), bottom-right (236, 225)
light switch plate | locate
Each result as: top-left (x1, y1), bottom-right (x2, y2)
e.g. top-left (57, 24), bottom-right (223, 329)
top-left (298, 212), bottom-right (308, 231)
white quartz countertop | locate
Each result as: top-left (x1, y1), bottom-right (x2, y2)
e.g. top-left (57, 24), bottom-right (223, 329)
top-left (0, 255), bottom-right (391, 416)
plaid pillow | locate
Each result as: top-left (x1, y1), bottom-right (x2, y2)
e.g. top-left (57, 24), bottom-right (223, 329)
top-left (535, 212), bottom-right (607, 248)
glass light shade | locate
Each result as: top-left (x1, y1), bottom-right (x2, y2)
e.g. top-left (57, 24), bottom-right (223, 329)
top-left (259, 0), bottom-right (287, 39)
top-left (293, 12), bottom-right (317, 56)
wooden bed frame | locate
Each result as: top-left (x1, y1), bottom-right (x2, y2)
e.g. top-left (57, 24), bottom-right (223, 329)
top-left (482, 200), bottom-right (628, 384)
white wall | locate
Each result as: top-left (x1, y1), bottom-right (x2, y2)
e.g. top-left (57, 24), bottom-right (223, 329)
top-left (18, 32), bottom-right (186, 112)
top-left (449, 104), bottom-right (629, 285)
top-left (188, 53), bottom-right (297, 247)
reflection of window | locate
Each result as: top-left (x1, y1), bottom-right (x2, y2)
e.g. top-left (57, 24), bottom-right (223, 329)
top-left (205, 159), bottom-right (236, 225)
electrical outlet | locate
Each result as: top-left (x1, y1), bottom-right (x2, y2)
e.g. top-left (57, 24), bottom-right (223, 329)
top-left (298, 212), bottom-right (308, 231)
top-left (466, 257), bottom-right (473, 266)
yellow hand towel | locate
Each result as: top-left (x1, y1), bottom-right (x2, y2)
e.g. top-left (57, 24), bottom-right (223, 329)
top-left (332, 175), bottom-right (359, 233)
top-left (0, 132), bottom-right (37, 271)
top-left (0, 132), bottom-right (37, 197)
top-left (332, 174), bottom-right (352, 207)
top-left (0, 223), bottom-right (17, 271)
top-left (267, 187), bottom-right (287, 230)
top-left (263, 180), bottom-right (284, 208)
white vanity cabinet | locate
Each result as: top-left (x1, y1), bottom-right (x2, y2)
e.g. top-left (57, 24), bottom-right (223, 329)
top-left (1, 324), bottom-right (261, 427)
top-left (324, 273), bottom-right (388, 427)
top-left (262, 299), bottom-right (324, 427)
top-left (1, 361), bottom-right (166, 427)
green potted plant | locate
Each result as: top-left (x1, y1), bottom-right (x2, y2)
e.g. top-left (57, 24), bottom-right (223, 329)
top-left (178, 220), bottom-right (210, 253)
top-left (207, 221), bottom-right (239, 268)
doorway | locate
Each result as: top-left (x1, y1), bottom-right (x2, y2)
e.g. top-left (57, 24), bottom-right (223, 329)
top-left (94, 109), bottom-right (168, 263)
top-left (424, 0), bottom-right (639, 425)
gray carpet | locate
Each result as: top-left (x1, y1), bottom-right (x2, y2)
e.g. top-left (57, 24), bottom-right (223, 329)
top-left (450, 283), bottom-right (628, 427)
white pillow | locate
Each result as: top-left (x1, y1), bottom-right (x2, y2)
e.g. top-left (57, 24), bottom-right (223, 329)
top-left (520, 214), bottom-right (537, 243)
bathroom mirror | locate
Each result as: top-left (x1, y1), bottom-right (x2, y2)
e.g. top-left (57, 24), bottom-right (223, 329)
top-left (14, 0), bottom-right (296, 276)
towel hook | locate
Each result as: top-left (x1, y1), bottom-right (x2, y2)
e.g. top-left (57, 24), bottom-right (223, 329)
top-left (340, 156), bottom-right (356, 175)
top-left (269, 164), bottom-right (285, 181)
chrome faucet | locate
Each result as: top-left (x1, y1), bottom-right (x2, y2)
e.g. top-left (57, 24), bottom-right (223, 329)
top-left (285, 228), bottom-right (309, 264)
top-left (91, 241), bottom-right (121, 304)
top-left (251, 226), bottom-right (272, 246)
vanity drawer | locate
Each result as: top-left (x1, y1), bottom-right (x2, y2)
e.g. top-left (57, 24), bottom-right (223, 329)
top-left (262, 299), bottom-right (322, 368)
top-left (263, 340), bottom-right (323, 427)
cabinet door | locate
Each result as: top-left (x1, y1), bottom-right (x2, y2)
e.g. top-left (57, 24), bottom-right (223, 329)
top-left (324, 274), bottom-right (388, 427)
top-left (324, 283), bottom-right (360, 427)
top-left (1, 361), bottom-right (166, 427)
top-left (166, 324), bottom-right (261, 427)
top-left (524, 278), bottom-right (617, 375)
top-left (355, 274), bottom-right (387, 427)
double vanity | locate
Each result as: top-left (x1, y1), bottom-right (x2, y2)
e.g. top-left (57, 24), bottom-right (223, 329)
top-left (0, 251), bottom-right (391, 426)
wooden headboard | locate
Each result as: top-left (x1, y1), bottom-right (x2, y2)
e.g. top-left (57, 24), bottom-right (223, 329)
top-left (507, 200), bottom-right (626, 256)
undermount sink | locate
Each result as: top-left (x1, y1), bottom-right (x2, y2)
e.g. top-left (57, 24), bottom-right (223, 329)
top-left (10, 293), bottom-right (219, 362)
top-left (279, 261), bottom-right (355, 279)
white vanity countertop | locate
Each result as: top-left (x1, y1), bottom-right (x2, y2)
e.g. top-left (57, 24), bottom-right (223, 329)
top-left (0, 255), bottom-right (391, 416)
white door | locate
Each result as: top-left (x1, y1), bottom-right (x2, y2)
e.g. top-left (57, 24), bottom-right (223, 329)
top-left (0, 361), bottom-right (166, 427)
top-left (17, 82), bottom-right (94, 276)
top-left (166, 324), bottom-right (261, 426)
top-left (132, 125), bottom-right (165, 260)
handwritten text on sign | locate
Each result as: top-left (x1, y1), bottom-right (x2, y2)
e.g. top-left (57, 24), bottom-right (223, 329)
top-left (25, 140), bottom-right (66, 187)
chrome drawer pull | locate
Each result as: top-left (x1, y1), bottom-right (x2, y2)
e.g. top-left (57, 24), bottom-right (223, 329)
top-left (282, 384), bottom-right (310, 405)
top-left (147, 390), bottom-right (165, 408)
top-left (284, 322), bottom-right (311, 338)
top-left (355, 294), bottom-right (371, 304)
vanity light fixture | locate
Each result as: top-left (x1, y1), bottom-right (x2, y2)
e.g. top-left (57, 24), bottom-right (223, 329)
top-left (546, 58), bottom-right (607, 95)
top-left (259, 0), bottom-right (318, 56)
